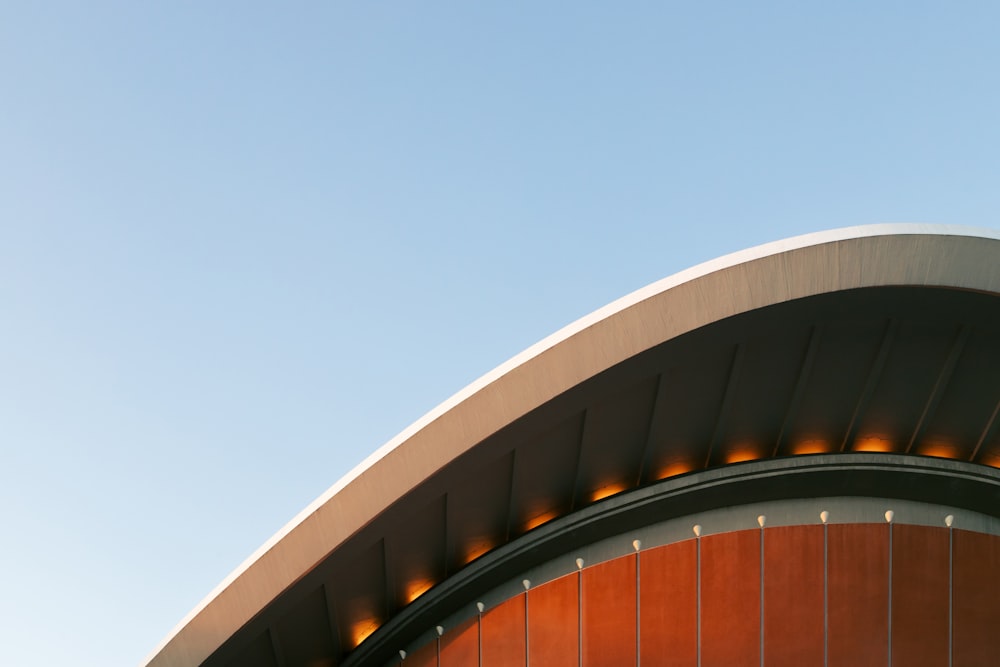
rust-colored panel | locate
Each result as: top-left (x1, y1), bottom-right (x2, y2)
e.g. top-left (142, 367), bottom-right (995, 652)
top-left (953, 530), bottom-right (1000, 667)
top-left (764, 525), bottom-right (824, 667)
top-left (528, 573), bottom-right (578, 667)
top-left (406, 639), bottom-right (438, 667)
top-left (701, 530), bottom-right (760, 667)
top-left (582, 555), bottom-right (636, 667)
top-left (639, 540), bottom-right (697, 667)
top-left (481, 595), bottom-right (525, 667)
top-left (891, 525), bottom-right (949, 666)
top-left (828, 523), bottom-right (889, 667)
top-left (441, 617), bottom-right (478, 667)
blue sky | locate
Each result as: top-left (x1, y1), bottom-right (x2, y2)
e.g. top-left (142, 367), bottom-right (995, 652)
top-left (2, 3), bottom-right (999, 665)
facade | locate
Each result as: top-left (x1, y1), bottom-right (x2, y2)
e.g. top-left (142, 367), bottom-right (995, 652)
top-left (144, 226), bottom-right (1000, 667)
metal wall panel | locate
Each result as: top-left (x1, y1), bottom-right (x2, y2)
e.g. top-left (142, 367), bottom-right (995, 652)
top-left (700, 530), bottom-right (760, 667)
top-left (763, 525), bottom-right (824, 667)
top-left (891, 524), bottom-right (949, 666)
top-left (582, 556), bottom-right (636, 667)
top-left (827, 524), bottom-right (889, 667)
top-left (481, 596), bottom-right (524, 667)
top-left (527, 574), bottom-right (578, 667)
top-left (639, 540), bottom-right (697, 667)
top-left (953, 529), bottom-right (1000, 667)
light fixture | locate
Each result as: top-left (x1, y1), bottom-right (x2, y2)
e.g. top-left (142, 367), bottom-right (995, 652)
top-left (351, 619), bottom-right (380, 647)
top-left (405, 580), bottom-right (434, 603)
top-left (591, 482), bottom-right (628, 502)
top-left (855, 436), bottom-right (893, 453)
top-left (791, 439), bottom-right (830, 455)
top-left (725, 448), bottom-right (760, 464)
top-left (657, 461), bottom-right (694, 479)
top-left (524, 510), bottom-right (559, 531)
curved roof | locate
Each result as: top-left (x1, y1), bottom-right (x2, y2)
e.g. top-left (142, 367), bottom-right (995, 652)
top-left (145, 225), bottom-right (1000, 667)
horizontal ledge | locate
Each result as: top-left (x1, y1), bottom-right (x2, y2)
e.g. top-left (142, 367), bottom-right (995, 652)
top-left (346, 453), bottom-right (1000, 667)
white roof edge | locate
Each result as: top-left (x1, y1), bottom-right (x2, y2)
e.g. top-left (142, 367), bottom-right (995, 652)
top-left (142, 222), bottom-right (1000, 666)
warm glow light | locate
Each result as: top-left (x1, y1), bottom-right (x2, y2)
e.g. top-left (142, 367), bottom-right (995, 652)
top-left (919, 441), bottom-right (959, 459)
top-left (524, 510), bottom-right (559, 531)
top-left (982, 454), bottom-right (1000, 469)
top-left (590, 482), bottom-right (628, 502)
top-left (725, 448), bottom-right (760, 464)
top-left (464, 540), bottom-right (493, 564)
top-left (656, 461), bottom-right (694, 479)
top-left (854, 436), bottom-right (893, 453)
top-left (352, 619), bottom-right (379, 647)
top-left (405, 579), bottom-right (434, 603)
top-left (792, 439), bottom-right (831, 455)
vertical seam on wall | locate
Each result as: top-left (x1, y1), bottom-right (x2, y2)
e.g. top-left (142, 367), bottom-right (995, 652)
top-left (887, 522), bottom-right (892, 667)
top-left (478, 609), bottom-right (482, 667)
top-left (636, 552), bottom-right (641, 667)
top-left (760, 527), bottom-right (765, 667)
top-left (824, 522), bottom-right (828, 667)
top-left (524, 592), bottom-right (529, 667)
top-left (578, 570), bottom-right (583, 667)
top-left (948, 527), bottom-right (953, 667)
top-left (696, 536), bottom-right (702, 667)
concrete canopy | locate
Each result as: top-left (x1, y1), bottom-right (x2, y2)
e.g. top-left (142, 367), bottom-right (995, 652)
top-left (144, 225), bottom-right (1000, 667)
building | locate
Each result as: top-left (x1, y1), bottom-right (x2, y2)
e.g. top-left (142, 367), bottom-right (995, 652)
top-left (144, 225), bottom-right (1000, 667)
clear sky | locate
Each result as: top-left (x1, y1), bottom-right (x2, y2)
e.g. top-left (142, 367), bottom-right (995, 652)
top-left (2, 3), bottom-right (999, 665)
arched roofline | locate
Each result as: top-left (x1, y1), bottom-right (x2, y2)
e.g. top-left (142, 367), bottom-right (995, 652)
top-left (145, 224), bottom-right (1000, 667)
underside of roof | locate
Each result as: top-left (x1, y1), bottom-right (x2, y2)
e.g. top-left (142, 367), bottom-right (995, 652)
top-left (145, 226), bottom-right (1000, 667)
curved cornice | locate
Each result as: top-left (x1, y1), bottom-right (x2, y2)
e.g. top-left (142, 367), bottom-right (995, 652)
top-left (144, 225), bottom-right (1000, 667)
top-left (344, 452), bottom-right (1000, 666)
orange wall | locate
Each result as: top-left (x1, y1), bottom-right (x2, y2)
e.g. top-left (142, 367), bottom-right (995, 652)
top-left (406, 524), bottom-right (996, 667)
top-left (639, 540), bottom-right (696, 667)
top-left (953, 529), bottom-right (1000, 667)
top-left (763, 525), bottom-right (824, 667)
top-left (701, 530), bottom-right (760, 667)
top-left (527, 574), bottom-right (577, 667)
top-left (481, 596), bottom-right (524, 667)
top-left (891, 524), bottom-right (949, 665)
top-left (582, 556), bottom-right (636, 667)
top-left (828, 523), bottom-right (888, 666)
top-left (441, 618), bottom-right (478, 667)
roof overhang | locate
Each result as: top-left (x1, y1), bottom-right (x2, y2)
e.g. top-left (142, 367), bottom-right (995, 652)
top-left (144, 225), bottom-right (1000, 667)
